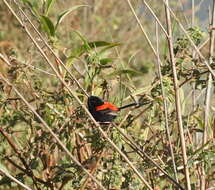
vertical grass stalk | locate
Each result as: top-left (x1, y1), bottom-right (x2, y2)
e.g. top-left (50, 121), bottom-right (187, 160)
top-left (155, 21), bottom-right (179, 185)
top-left (201, 1), bottom-right (215, 189)
top-left (164, 1), bottom-right (191, 189)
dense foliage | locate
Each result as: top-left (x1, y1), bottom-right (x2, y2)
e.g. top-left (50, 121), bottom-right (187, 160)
top-left (0, 0), bottom-right (214, 190)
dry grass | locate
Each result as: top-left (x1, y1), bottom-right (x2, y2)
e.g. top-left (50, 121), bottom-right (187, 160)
top-left (0, 0), bottom-right (214, 190)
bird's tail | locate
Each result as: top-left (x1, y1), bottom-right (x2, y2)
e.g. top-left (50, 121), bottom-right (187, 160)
top-left (118, 103), bottom-right (138, 110)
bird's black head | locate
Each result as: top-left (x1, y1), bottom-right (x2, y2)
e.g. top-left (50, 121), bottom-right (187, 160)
top-left (88, 96), bottom-right (104, 109)
top-left (87, 96), bottom-right (117, 122)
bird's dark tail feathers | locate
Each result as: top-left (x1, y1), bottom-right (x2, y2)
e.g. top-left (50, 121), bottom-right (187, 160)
top-left (118, 103), bottom-right (138, 110)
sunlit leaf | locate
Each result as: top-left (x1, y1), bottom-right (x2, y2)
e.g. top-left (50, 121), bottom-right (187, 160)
top-left (88, 41), bottom-right (120, 48)
top-left (40, 15), bottom-right (55, 37)
top-left (68, 31), bottom-right (92, 58)
top-left (193, 115), bottom-right (204, 129)
top-left (99, 58), bottom-right (113, 65)
top-left (108, 69), bottom-right (143, 77)
top-left (99, 43), bottom-right (122, 54)
top-left (45, 0), bottom-right (56, 16)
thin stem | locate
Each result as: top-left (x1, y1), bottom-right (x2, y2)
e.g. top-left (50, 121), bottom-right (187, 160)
top-left (3, 1), bottom-right (153, 188)
top-left (162, 0), bottom-right (215, 79)
top-left (142, 0), bottom-right (169, 38)
top-left (0, 73), bottom-right (107, 190)
top-left (13, 0), bottom-right (89, 97)
top-left (126, 0), bottom-right (159, 59)
top-left (112, 123), bottom-right (185, 190)
top-left (0, 127), bottom-right (43, 188)
top-left (155, 21), bottom-right (178, 184)
top-left (192, 0), bottom-right (195, 26)
top-left (201, 1), bottom-right (215, 190)
top-left (164, 1), bottom-right (191, 189)
top-left (0, 53), bottom-right (57, 77)
top-left (0, 168), bottom-right (33, 190)
top-left (0, 53), bottom-right (11, 66)
top-left (204, 0), bottom-right (215, 148)
top-left (178, 0), bottom-right (189, 26)
top-left (191, 0), bottom-right (196, 112)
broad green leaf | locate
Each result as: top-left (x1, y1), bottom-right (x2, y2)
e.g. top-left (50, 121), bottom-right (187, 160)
top-left (40, 15), bottom-right (55, 37)
top-left (45, 0), bottom-right (56, 16)
top-left (88, 41), bottom-right (117, 48)
top-left (108, 69), bottom-right (143, 77)
top-left (99, 43), bottom-right (122, 54)
top-left (69, 43), bottom-right (120, 59)
top-left (55, 5), bottom-right (89, 30)
top-left (99, 58), bottom-right (113, 65)
top-left (68, 33), bottom-right (120, 61)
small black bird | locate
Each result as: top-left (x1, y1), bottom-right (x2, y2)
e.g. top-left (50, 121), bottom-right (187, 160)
top-left (87, 96), bottom-right (137, 122)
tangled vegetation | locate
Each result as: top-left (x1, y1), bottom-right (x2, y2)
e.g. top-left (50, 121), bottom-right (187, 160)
top-left (0, 0), bottom-right (215, 190)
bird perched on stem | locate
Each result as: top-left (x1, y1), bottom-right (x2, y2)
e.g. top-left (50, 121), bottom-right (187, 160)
top-left (87, 96), bottom-right (139, 122)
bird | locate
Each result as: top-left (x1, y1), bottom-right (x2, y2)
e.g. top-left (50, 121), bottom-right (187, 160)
top-left (87, 96), bottom-right (138, 122)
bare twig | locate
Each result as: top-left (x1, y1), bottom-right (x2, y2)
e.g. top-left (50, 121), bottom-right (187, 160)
top-left (0, 73), bottom-right (107, 190)
top-left (155, 21), bottom-right (178, 184)
top-left (162, 0), bottom-right (215, 79)
top-left (0, 127), bottom-right (43, 188)
top-left (191, 0), bottom-right (196, 112)
top-left (13, 0), bottom-right (89, 97)
top-left (3, 1), bottom-right (153, 188)
top-left (203, 0), bottom-right (215, 150)
top-left (79, 126), bottom-right (113, 190)
top-left (0, 53), bottom-right (11, 66)
top-left (126, 0), bottom-right (159, 59)
top-left (0, 167), bottom-right (33, 190)
top-left (192, 0), bottom-right (195, 26)
top-left (112, 123), bottom-right (185, 190)
top-left (201, 1), bottom-right (215, 190)
top-left (141, 0), bottom-right (169, 38)
top-left (0, 53), bottom-right (57, 77)
top-left (164, 1), bottom-right (191, 189)
top-left (4, 156), bottom-right (47, 186)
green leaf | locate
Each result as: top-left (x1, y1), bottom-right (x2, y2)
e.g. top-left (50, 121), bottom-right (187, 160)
top-left (99, 58), bottom-right (113, 65)
top-left (68, 47), bottom-right (87, 60)
top-left (30, 159), bottom-right (39, 169)
top-left (99, 43), bottom-right (122, 54)
top-left (188, 140), bottom-right (211, 163)
top-left (68, 31), bottom-right (91, 59)
top-left (22, 0), bottom-right (40, 18)
top-left (69, 41), bottom-right (120, 60)
top-left (108, 69), bottom-right (143, 77)
top-left (88, 41), bottom-right (115, 48)
top-left (0, 176), bottom-right (11, 186)
top-left (40, 15), bottom-right (55, 37)
top-left (45, 0), bottom-right (56, 16)
top-left (193, 115), bottom-right (204, 129)
top-left (73, 31), bottom-right (90, 49)
top-left (55, 5), bottom-right (89, 30)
